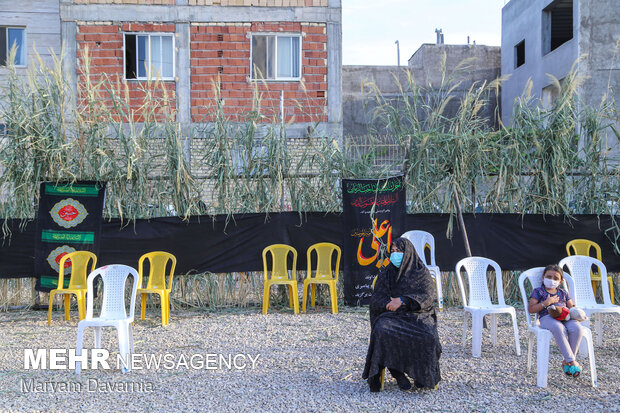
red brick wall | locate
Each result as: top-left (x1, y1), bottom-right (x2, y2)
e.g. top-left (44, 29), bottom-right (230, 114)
top-left (190, 22), bottom-right (327, 123)
top-left (76, 23), bottom-right (177, 122)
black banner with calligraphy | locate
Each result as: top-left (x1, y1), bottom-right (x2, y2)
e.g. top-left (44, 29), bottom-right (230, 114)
top-left (341, 176), bottom-right (406, 305)
top-left (34, 182), bottom-right (106, 292)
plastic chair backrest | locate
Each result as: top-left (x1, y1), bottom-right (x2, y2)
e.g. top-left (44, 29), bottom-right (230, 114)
top-left (58, 251), bottom-right (97, 290)
top-left (558, 255), bottom-right (610, 305)
top-left (307, 242), bottom-right (341, 281)
top-left (85, 265), bottom-right (139, 321)
top-left (401, 230), bottom-right (436, 267)
top-left (566, 239), bottom-right (602, 261)
top-left (518, 267), bottom-right (574, 327)
top-left (262, 244), bottom-right (297, 281)
top-left (138, 251), bottom-right (177, 290)
top-left (455, 257), bottom-right (505, 307)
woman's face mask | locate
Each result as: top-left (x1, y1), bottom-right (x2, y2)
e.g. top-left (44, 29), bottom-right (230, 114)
top-left (390, 252), bottom-right (404, 268)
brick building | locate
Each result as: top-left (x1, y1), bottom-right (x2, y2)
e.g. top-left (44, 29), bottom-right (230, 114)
top-left (0, 0), bottom-right (342, 138)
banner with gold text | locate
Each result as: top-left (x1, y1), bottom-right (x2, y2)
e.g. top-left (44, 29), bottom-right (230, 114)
top-left (342, 176), bottom-right (406, 305)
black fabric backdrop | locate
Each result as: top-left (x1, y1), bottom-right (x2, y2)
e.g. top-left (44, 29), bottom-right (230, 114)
top-left (1, 213), bottom-right (619, 278)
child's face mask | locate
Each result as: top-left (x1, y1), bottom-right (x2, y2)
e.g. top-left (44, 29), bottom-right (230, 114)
top-left (544, 278), bottom-right (561, 289)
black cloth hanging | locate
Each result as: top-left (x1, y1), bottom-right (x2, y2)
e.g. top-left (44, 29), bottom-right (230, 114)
top-left (362, 237), bottom-right (442, 388)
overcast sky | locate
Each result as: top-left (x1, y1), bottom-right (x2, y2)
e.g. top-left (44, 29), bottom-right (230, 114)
top-left (342, 0), bottom-right (506, 66)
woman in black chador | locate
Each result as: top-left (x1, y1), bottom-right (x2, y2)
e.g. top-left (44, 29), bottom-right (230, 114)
top-left (362, 237), bottom-right (442, 392)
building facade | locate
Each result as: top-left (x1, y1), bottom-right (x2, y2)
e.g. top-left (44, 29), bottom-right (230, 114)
top-left (1, 0), bottom-right (342, 139)
top-left (501, 0), bottom-right (620, 128)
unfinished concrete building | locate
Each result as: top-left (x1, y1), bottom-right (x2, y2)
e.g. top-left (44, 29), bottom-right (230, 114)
top-left (0, 0), bottom-right (342, 139)
top-left (343, 42), bottom-right (500, 137)
top-left (501, 0), bottom-right (620, 129)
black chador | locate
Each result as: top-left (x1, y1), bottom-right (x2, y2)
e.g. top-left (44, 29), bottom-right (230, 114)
top-left (362, 237), bottom-right (442, 389)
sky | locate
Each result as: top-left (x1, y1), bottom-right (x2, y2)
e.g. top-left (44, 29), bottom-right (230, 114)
top-left (343, 0), bottom-right (506, 66)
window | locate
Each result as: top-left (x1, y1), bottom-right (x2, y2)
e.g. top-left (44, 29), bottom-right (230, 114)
top-left (542, 78), bottom-right (564, 109)
top-left (251, 34), bottom-right (301, 80)
top-left (542, 0), bottom-right (573, 55)
top-left (124, 33), bottom-right (174, 80)
top-left (514, 40), bottom-right (525, 68)
top-left (0, 27), bottom-right (26, 66)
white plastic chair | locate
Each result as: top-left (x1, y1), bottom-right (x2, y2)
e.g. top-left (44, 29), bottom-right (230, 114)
top-left (558, 255), bottom-right (620, 346)
top-left (75, 265), bottom-right (139, 374)
top-left (518, 267), bottom-right (597, 388)
top-left (455, 257), bottom-right (520, 358)
top-left (401, 230), bottom-right (444, 310)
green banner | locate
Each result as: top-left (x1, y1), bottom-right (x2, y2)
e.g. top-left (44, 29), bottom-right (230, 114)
top-left (41, 230), bottom-right (94, 244)
top-left (44, 184), bottom-right (100, 197)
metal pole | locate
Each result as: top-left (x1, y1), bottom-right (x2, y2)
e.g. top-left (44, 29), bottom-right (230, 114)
top-left (395, 40), bottom-right (400, 67)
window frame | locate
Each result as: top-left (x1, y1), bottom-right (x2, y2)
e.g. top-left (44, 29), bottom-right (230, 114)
top-left (123, 32), bottom-right (175, 81)
top-left (542, 0), bottom-right (573, 55)
top-left (514, 40), bottom-right (525, 69)
top-left (250, 32), bottom-right (303, 82)
top-left (1, 26), bottom-right (27, 67)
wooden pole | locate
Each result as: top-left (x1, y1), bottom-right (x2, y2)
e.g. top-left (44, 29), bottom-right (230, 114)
top-left (453, 184), bottom-right (472, 257)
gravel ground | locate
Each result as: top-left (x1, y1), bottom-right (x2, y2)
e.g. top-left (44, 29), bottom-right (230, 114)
top-left (0, 306), bottom-right (618, 413)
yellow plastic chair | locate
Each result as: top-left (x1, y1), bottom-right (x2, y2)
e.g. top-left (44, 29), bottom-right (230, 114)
top-left (566, 239), bottom-right (614, 304)
top-left (138, 251), bottom-right (176, 326)
top-left (48, 251), bottom-right (97, 325)
top-left (302, 242), bottom-right (341, 314)
top-left (262, 244), bottom-right (299, 315)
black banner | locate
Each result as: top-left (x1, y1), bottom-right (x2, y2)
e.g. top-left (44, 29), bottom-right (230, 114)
top-left (341, 177), bottom-right (406, 305)
top-left (1, 212), bottom-right (619, 281)
top-left (34, 182), bottom-right (106, 292)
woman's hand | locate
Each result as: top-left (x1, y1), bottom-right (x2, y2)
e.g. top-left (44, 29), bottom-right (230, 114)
top-left (386, 297), bottom-right (402, 311)
top-left (542, 295), bottom-right (559, 308)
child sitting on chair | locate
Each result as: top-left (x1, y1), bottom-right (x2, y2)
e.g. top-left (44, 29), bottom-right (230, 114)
top-left (528, 264), bottom-right (585, 377)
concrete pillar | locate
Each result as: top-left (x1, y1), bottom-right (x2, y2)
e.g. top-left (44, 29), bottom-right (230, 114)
top-left (327, 0), bottom-right (343, 143)
top-left (176, 22), bottom-right (191, 161)
top-left (61, 21), bottom-right (77, 122)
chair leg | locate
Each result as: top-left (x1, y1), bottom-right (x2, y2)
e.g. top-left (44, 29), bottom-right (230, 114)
top-left (128, 323), bottom-right (135, 353)
top-left (311, 284), bottom-right (316, 308)
top-left (164, 291), bottom-right (170, 325)
top-left (434, 270), bottom-right (443, 311)
top-left (77, 293), bottom-right (85, 320)
top-left (117, 325), bottom-right (130, 373)
top-left (583, 329), bottom-right (598, 388)
top-left (160, 292), bottom-right (166, 327)
top-left (329, 282), bottom-right (338, 314)
top-left (609, 277), bottom-right (615, 305)
top-left (511, 311), bottom-right (521, 356)
top-left (536, 332), bottom-right (551, 388)
top-left (76, 324), bottom-right (86, 374)
top-left (262, 283), bottom-right (270, 315)
top-left (287, 285), bottom-right (294, 309)
top-left (291, 284), bottom-right (299, 315)
top-left (141, 293), bottom-right (147, 321)
top-left (490, 314), bottom-right (497, 346)
top-left (301, 281), bottom-right (309, 313)
top-left (94, 326), bottom-right (102, 348)
top-left (471, 312), bottom-right (483, 358)
top-left (526, 336), bottom-right (533, 372)
top-left (47, 291), bottom-right (56, 326)
top-left (64, 295), bottom-right (71, 321)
